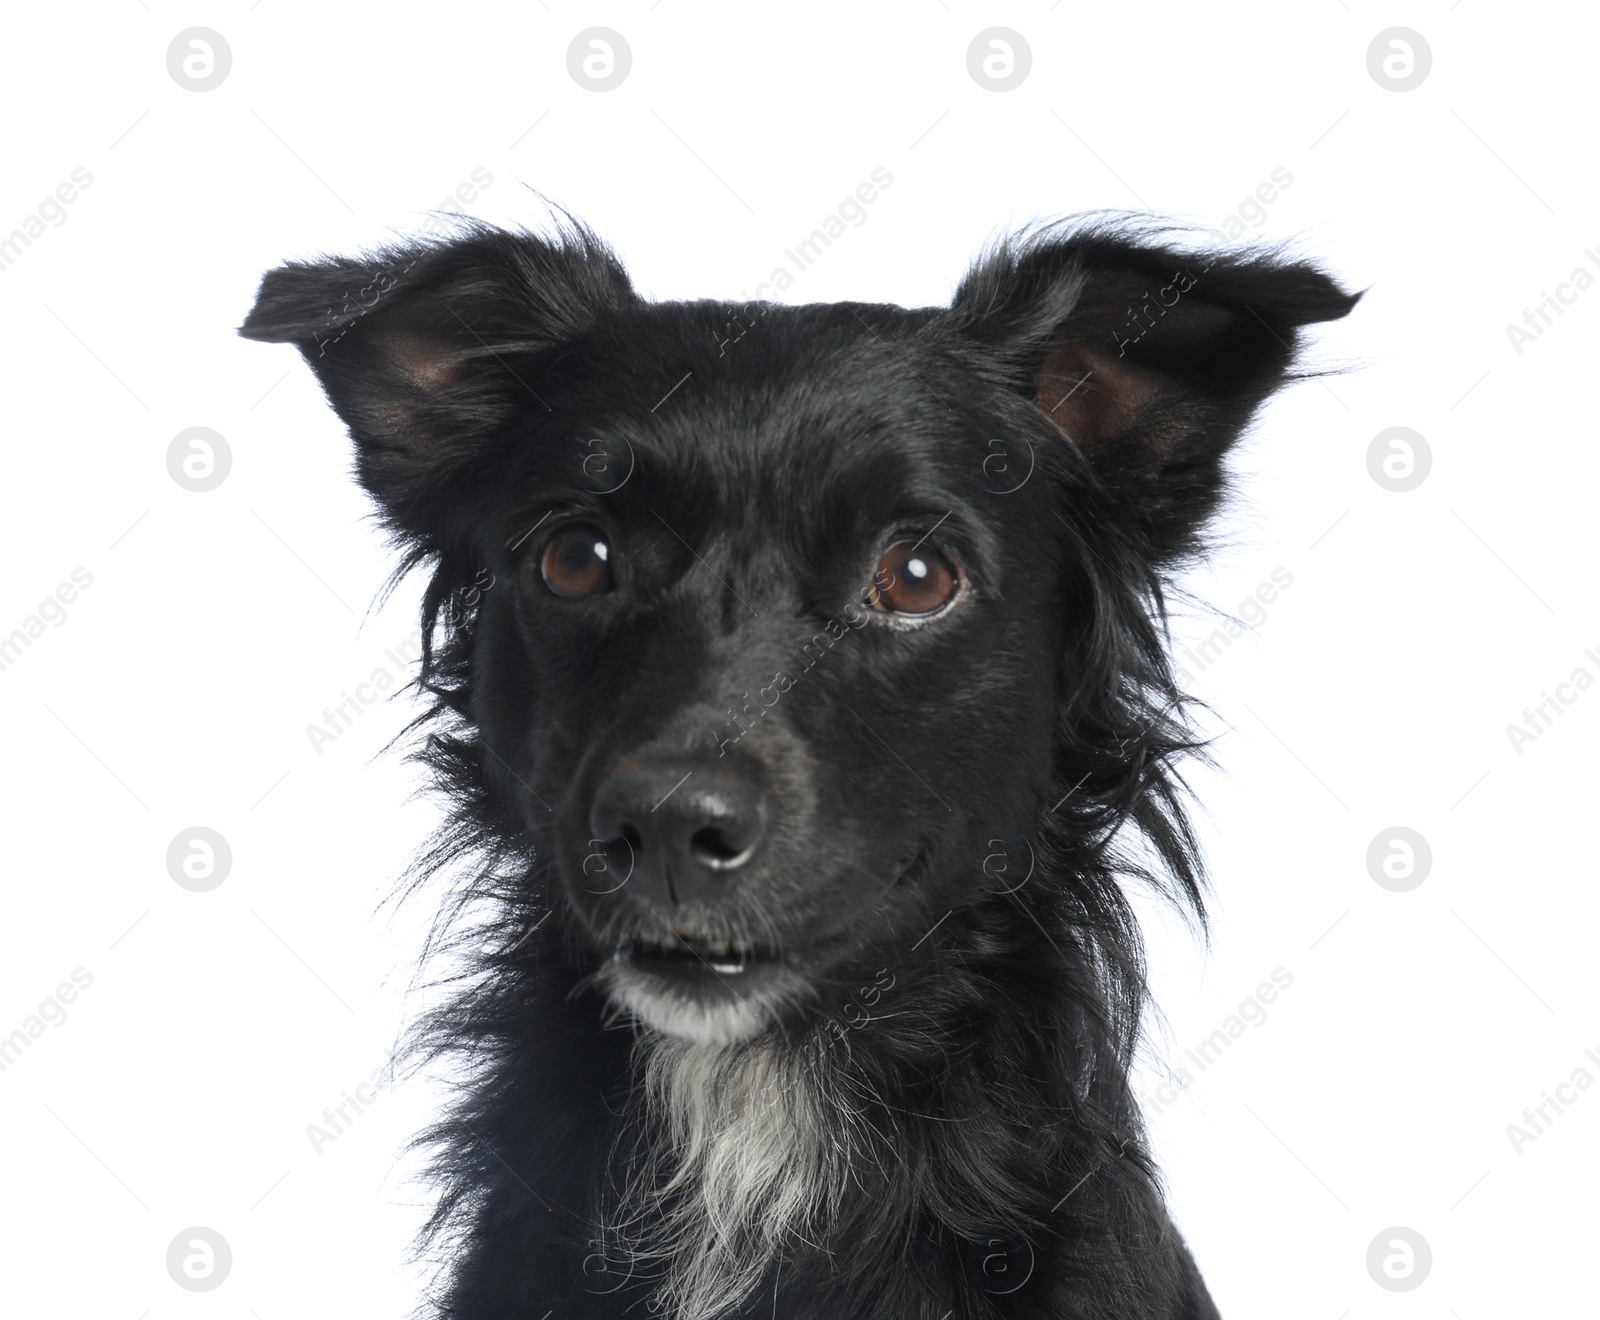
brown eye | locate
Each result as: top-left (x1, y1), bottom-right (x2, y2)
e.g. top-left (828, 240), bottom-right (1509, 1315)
top-left (866, 542), bottom-right (960, 616)
top-left (539, 523), bottom-right (613, 599)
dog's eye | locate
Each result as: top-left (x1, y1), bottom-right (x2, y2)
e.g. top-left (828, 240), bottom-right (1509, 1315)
top-left (538, 523), bottom-right (613, 599)
top-left (866, 542), bottom-right (960, 616)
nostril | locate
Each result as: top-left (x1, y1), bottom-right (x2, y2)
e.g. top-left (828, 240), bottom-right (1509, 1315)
top-left (689, 825), bottom-right (751, 869)
top-left (590, 763), bottom-right (766, 897)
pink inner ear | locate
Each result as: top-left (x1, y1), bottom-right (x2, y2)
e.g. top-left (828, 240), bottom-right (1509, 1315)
top-left (1035, 340), bottom-right (1160, 449)
top-left (384, 331), bottom-right (462, 391)
top-left (359, 331), bottom-right (464, 451)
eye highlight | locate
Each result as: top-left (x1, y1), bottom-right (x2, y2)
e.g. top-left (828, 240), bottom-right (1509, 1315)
top-left (866, 541), bottom-right (961, 617)
top-left (538, 522), bottom-right (613, 599)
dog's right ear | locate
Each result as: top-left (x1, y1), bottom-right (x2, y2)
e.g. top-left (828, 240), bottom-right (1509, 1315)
top-left (238, 222), bottom-right (637, 537)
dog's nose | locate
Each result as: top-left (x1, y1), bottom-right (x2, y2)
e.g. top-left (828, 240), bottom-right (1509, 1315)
top-left (588, 761), bottom-right (766, 907)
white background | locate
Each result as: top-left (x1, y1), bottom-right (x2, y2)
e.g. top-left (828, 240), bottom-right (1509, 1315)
top-left (1, 3), bottom-right (1594, 1317)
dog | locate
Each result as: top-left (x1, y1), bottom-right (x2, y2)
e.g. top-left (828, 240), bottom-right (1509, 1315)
top-left (241, 213), bottom-right (1357, 1319)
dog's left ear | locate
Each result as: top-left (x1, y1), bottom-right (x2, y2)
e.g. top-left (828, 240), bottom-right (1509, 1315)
top-left (238, 223), bottom-right (637, 539)
top-left (952, 223), bottom-right (1360, 560)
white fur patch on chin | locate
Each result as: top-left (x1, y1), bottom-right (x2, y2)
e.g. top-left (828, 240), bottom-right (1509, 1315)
top-left (601, 964), bottom-right (777, 1045)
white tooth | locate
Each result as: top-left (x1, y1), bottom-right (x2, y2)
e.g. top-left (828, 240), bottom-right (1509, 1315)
top-left (708, 960), bottom-right (746, 974)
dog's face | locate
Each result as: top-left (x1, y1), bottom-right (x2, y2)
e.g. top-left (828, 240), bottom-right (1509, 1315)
top-left (241, 220), bottom-right (1357, 1043)
top-left (461, 299), bottom-right (1069, 1042)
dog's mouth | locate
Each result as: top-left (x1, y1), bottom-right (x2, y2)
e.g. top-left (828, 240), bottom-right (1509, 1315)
top-left (595, 848), bottom-right (931, 1042)
top-left (603, 932), bottom-right (806, 1043)
top-left (613, 934), bottom-right (796, 984)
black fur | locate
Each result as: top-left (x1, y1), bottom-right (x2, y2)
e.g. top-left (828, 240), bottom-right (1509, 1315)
top-left (240, 213), bottom-right (1358, 1319)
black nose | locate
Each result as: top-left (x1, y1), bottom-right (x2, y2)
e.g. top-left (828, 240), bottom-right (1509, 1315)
top-left (587, 760), bottom-right (766, 907)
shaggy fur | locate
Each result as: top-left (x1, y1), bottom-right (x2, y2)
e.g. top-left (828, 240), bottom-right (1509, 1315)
top-left (240, 212), bottom-right (1358, 1319)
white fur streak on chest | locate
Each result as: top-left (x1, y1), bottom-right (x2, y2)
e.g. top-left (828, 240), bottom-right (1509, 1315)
top-left (605, 1034), bottom-right (875, 1320)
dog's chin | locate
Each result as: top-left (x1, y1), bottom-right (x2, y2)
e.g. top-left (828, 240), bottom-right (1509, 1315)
top-left (598, 955), bottom-right (810, 1046)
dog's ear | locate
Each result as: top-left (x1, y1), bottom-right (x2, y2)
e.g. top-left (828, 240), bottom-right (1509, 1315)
top-left (238, 222), bottom-right (636, 535)
top-left (952, 222), bottom-right (1360, 560)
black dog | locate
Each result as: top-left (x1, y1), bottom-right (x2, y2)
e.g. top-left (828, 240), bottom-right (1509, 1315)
top-left (241, 214), bottom-right (1356, 1319)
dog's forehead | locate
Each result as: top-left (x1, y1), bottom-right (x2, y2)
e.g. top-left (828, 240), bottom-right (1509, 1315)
top-left (581, 299), bottom-right (983, 494)
top-left (485, 298), bottom-right (1029, 573)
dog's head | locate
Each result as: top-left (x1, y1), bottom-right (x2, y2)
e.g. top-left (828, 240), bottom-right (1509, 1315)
top-left (241, 217), bottom-right (1356, 1044)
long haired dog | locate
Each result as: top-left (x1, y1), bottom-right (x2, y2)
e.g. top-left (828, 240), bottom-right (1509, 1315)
top-left (241, 215), bottom-right (1357, 1319)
